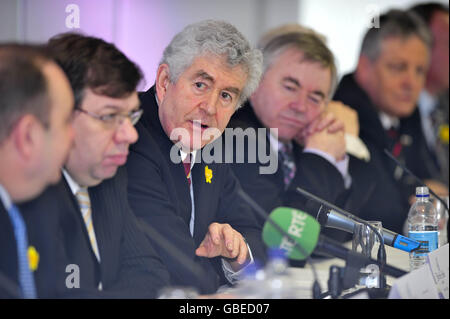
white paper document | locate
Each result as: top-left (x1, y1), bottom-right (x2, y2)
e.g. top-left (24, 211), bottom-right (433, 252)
top-left (388, 244), bottom-right (449, 299)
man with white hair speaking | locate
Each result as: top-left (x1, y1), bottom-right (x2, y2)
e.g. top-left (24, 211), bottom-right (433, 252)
top-left (126, 20), bottom-right (267, 294)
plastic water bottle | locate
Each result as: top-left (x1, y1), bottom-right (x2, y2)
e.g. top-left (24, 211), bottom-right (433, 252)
top-left (262, 248), bottom-right (294, 298)
top-left (408, 186), bottom-right (438, 271)
top-left (228, 261), bottom-right (267, 298)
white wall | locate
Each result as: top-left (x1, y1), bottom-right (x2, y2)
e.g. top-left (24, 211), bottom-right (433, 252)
top-left (2, 0), bottom-right (447, 87)
top-left (0, 0), bottom-right (299, 90)
top-left (298, 0), bottom-right (449, 79)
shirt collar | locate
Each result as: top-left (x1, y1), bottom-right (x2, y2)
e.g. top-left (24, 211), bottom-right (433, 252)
top-left (62, 169), bottom-right (82, 195)
top-left (379, 112), bottom-right (400, 130)
top-left (179, 149), bottom-right (198, 169)
top-left (268, 129), bottom-right (292, 152)
top-left (0, 183), bottom-right (12, 210)
top-left (418, 90), bottom-right (438, 117)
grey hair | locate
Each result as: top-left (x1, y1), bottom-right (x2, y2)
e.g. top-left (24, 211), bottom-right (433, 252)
top-left (258, 24), bottom-right (337, 99)
top-left (160, 19), bottom-right (263, 108)
top-left (360, 9), bottom-right (432, 61)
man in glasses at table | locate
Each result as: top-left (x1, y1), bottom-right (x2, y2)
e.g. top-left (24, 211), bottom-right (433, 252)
top-left (19, 33), bottom-right (170, 298)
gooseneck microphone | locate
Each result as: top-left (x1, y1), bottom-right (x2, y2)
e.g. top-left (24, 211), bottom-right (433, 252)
top-left (295, 186), bottom-right (387, 268)
top-left (314, 202), bottom-right (421, 252)
top-left (383, 148), bottom-right (449, 213)
top-left (262, 207), bottom-right (407, 278)
top-left (237, 189), bottom-right (323, 299)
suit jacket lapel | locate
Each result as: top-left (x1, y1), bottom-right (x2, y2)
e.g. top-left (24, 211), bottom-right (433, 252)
top-left (191, 160), bottom-right (212, 245)
top-left (62, 177), bottom-right (101, 270)
top-left (140, 86), bottom-right (193, 229)
top-left (0, 202), bottom-right (18, 286)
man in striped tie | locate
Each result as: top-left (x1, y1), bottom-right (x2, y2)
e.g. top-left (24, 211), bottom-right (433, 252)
top-left (0, 44), bottom-right (75, 298)
top-left (19, 34), bottom-right (170, 298)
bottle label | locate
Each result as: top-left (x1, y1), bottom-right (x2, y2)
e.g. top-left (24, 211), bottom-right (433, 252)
top-left (408, 231), bottom-right (438, 257)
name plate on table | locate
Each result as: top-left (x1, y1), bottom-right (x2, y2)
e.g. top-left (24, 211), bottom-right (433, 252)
top-left (388, 244), bottom-right (449, 299)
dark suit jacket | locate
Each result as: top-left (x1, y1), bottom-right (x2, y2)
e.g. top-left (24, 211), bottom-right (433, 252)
top-left (0, 202), bottom-right (21, 298)
top-left (226, 102), bottom-right (354, 243)
top-left (18, 167), bottom-right (170, 298)
top-left (126, 86), bottom-right (267, 294)
top-left (333, 73), bottom-right (440, 233)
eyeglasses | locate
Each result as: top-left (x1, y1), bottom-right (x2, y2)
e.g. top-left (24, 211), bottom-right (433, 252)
top-left (75, 108), bottom-right (143, 128)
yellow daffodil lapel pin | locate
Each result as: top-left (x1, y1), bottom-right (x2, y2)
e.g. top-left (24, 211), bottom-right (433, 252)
top-left (28, 246), bottom-right (39, 272)
top-left (205, 166), bottom-right (213, 184)
top-left (439, 124), bottom-right (449, 145)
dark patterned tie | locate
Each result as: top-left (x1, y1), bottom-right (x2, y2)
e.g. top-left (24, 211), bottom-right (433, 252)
top-left (279, 142), bottom-right (296, 189)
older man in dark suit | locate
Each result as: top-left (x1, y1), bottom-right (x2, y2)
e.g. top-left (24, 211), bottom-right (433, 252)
top-left (334, 10), bottom-right (448, 233)
top-left (19, 34), bottom-right (170, 298)
top-left (126, 20), bottom-right (267, 294)
top-left (225, 25), bottom-right (365, 250)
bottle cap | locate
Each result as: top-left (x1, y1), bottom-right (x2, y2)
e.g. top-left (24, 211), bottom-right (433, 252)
top-left (268, 247), bottom-right (287, 260)
top-left (416, 186), bottom-right (429, 197)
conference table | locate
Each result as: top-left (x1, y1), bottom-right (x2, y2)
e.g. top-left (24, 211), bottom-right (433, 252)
top-left (286, 242), bottom-right (410, 299)
top-left (214, 242), bottom-right (411, 299)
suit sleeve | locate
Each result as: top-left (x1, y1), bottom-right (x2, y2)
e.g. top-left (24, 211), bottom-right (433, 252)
top-left (111, 172), bottom-right (171, 298)
top-left (215, 165), bottom-right (268, 265)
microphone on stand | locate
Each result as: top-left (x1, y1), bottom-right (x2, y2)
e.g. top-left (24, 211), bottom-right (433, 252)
top-left (301, 194), bottom-right (421, 252)
top-left (295, 186), bottom-right (387, 270)
top-left (237, 189), bottom-right (323, 299)
top-left (261, 207), bottom-right (407, 279)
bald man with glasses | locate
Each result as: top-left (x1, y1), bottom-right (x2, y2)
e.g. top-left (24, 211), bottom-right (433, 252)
top-left (19, 33), bottom-right (169, 298)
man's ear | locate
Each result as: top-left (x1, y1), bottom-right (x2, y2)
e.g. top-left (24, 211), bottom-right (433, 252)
top-left (12, 114), bottom-right (43, 162)
top-left (356, 55), bottom-right (373, 84)
top-left (155, 64), bottom-right (171, 104)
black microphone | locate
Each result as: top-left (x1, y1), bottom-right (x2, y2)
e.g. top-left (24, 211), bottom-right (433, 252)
top-left (237, 188), bottom-right (323, 299)
top-left (311, 198), bottom-right (421, 253)
top-left (383, 148), bottom-right (449, 213)
top-left (295, 186), bottom-right (387, 268)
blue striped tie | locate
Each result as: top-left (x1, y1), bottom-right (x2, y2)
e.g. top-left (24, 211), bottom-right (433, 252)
top-left (6, 204), bottom-right (37, 299)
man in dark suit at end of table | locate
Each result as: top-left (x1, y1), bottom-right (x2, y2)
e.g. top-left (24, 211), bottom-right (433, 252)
top-left (410, 3), bottom-right (449, 186)
top-left (0, 44), bottom-right (74, 298)
top-left (126, 20), bottom-right (267, 294)
top-left (19, 33), bottom-right (170, 298)
top-left (334, 9), bottom-right (448, 234)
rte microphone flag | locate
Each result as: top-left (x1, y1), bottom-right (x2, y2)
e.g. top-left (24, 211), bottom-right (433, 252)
top-left (262, 207), bottom-right (319, 260)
